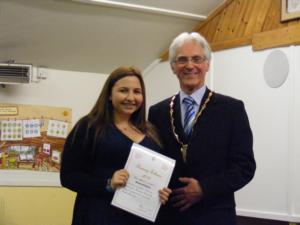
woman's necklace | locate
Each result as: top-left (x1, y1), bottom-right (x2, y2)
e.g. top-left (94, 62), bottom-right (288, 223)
top-left (169, 91), bottom-right (213, 162)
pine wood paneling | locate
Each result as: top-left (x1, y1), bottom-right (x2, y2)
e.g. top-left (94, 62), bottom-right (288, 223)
top-left (252, 0), bottom-right (273, 33)
top-left (160, 0), bottom-right (300, 60)
top-left (243, 1), bottom-right (262, 36)
top-left (231, 0), bottom-right (248, 38)
top-left (262, 0), bottom-right (284, 31)
top-left (205, 17), bottom-right (220, 41)
top-left (193, 0), bottom-right (234, 32)
top-left (218, 2), bottom-right (237, 41)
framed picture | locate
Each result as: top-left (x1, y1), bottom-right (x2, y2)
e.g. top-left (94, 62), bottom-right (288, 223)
top-left (281, 0), bottom-right (300, 21)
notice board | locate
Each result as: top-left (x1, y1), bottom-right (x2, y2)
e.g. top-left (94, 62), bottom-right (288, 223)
top-left (0, 103), bottom-right (72, 186)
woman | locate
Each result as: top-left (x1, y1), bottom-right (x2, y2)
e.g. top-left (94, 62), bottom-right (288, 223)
top-left (60, 66), bottom-right (171, 225)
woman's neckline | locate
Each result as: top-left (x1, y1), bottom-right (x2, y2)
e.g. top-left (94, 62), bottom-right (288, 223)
top-left (113, 123), bottom-right (146, 144)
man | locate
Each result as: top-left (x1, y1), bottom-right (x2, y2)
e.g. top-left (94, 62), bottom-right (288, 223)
top-left (149, 32), bottom-right (256, 225)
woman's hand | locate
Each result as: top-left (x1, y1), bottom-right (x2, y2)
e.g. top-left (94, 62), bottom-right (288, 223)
top-left (159, 187), bottom-right (172, 205)
top-left (111, 169), bottom-right (129, 190)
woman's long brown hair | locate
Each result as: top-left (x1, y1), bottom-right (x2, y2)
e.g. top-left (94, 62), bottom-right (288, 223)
top-left (73, 66), bottom-right (162, 149)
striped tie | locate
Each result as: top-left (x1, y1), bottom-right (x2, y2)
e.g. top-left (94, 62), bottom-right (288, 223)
top-left (183, 96), bottom-right (195, 136)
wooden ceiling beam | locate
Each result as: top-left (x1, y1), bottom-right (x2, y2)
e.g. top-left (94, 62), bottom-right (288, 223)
top-left (253, 24), bottom-right (300, 50)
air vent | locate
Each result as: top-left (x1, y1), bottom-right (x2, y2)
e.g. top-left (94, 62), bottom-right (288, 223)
top-left (0, 63), bottom-right (32, 84)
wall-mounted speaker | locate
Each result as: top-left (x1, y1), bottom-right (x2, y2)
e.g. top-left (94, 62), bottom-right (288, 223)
top-left (263, 50), bottom-right (289, 88)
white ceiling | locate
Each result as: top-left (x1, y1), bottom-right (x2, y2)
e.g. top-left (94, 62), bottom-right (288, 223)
top-left (0, 0), bottom-right (224, 74)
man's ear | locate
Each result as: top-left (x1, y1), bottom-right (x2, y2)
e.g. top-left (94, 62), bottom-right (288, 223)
top-left (170, 63), bottom-right (176, 74)
top-left (206, 62), bottom-right (210, 72)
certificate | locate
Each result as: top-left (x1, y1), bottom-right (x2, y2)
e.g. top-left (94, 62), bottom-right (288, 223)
top-left (111, 143), bottom-right (175, 222)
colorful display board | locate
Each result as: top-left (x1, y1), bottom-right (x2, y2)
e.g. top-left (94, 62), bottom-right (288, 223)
top-left (0, 104), bottom-right (72, 172)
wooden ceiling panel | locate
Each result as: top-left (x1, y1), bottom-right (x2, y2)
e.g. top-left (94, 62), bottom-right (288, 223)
top-left (160, 0), bottom-right (300, 60)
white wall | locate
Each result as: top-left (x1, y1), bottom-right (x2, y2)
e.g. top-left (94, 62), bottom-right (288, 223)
top-left (0, 68), bottom-right (108, 186)
top-left (291, 46), bottom-right (300, 217)
top-left (144, 61), bottom-right (178, 106)
top-left (213, 46), bottom-right (298, 222)
top-left (144, 46), bottom-right (300, 222)
top-left (0, 68), bottom-right (107, 123)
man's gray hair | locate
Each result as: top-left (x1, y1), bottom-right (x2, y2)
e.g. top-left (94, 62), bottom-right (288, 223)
top-left (169, 32), bottom-right (211, 64)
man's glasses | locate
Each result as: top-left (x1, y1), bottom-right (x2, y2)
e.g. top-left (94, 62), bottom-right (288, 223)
top-left (174, 56), bottom-right (206, 65)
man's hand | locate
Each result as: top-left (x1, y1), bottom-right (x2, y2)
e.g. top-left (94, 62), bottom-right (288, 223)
top-left (171, 177), bottom-right (203, 211)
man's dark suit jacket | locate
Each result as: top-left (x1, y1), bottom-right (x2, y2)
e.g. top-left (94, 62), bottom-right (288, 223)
top-left (148, 88), bottom-right (256, 225)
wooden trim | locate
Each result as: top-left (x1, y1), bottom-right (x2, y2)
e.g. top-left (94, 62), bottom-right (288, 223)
top-left (252, 24), bottom-right (300, 50)
top-left (211, 36), bottom-right (252, 51)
